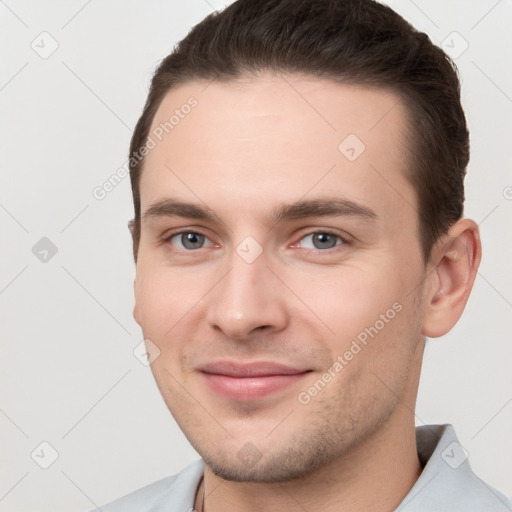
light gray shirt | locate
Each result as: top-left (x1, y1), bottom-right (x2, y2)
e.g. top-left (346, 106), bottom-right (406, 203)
top-left (92, 424), bottom-right (512, 511)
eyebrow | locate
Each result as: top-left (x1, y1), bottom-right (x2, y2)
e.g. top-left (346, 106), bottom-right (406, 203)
top-left (143, 199), bottom-right (222, 224)
top-left (269, 197), bottom-right (377, 224)
top-left (142, 197), bottom-right (377, 226)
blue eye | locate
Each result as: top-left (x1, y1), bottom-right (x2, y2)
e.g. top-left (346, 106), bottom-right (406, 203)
top-left (165, 230), bottom-right (344, 253)
top-left (169, 231), bottom-right (213, 250)
top-left (300, 232), bottom-right (343, 250)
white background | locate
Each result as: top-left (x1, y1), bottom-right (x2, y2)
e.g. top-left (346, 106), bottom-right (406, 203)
top-left (1, 1), bottom-right (511, 510)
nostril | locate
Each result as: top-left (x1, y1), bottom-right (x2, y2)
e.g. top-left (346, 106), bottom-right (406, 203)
top-left (255, 325), bottom-right (271, 331)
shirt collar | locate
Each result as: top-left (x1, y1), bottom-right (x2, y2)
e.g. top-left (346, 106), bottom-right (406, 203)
top-left (165, 424), bottom-right (511, 512)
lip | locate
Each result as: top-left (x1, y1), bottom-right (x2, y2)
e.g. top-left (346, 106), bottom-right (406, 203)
top-left (199, 361), bottom-right (311, 401)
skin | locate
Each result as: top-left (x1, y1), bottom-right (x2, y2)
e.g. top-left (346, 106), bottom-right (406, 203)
top-left (132, 73), bottom-right (481, 512)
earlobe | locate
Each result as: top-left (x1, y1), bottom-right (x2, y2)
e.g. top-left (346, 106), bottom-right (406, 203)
top-left (422, 219), bottom-right (481, 338)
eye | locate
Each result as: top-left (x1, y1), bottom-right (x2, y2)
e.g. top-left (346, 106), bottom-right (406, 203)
top-left (298, 231), bottom-right (344, 250)
top-left (168, 231), bottom-right (215, 251)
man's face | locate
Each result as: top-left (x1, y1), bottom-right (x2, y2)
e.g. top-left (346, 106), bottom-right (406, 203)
top-left (133, 74), bottom-right (428, 482)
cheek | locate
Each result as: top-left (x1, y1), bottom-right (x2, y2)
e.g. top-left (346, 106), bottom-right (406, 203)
top-left (301, 266), bottom-right (406, 347)
top-left (135, 268), bottom-right (203, 335)
top-left (134, 267), bottom-right (213, 380)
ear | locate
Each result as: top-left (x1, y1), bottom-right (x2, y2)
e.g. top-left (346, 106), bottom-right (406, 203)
top-left (421, 219), bottom-right (482, 338)
top-left (128, 219), bottom-right (135, 236)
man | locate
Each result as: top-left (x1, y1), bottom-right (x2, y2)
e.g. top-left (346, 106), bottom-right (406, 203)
top-left (94, 0), bottom-right (511, 510)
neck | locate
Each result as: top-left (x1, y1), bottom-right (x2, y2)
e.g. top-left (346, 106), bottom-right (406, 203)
top-left (196, 410), bottom-right (422, 512)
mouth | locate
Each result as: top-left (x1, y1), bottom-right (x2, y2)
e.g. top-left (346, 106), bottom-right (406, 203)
top-left (199, 361), bottom-right (312, 401)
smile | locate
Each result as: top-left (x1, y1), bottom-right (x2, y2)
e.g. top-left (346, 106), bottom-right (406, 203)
top-left (199, 361), bottom-right (312, 401)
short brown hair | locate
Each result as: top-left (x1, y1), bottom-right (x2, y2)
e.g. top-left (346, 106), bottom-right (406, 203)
top-left (128, 0), bottom-right (469, 262)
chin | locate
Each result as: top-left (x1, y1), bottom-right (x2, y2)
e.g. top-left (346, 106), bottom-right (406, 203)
top-left (201, 437), bottom-right (336, 483)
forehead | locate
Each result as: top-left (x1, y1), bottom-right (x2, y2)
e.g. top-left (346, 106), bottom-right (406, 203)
top-left (140, 73), bottom-right (415, 223)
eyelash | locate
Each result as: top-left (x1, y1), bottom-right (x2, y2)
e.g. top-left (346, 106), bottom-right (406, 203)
top-left (161, 229), bottom-right (348, 254)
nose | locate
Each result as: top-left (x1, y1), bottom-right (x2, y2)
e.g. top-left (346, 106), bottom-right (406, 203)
top-left (206, 251), bottom-right (288, 340)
